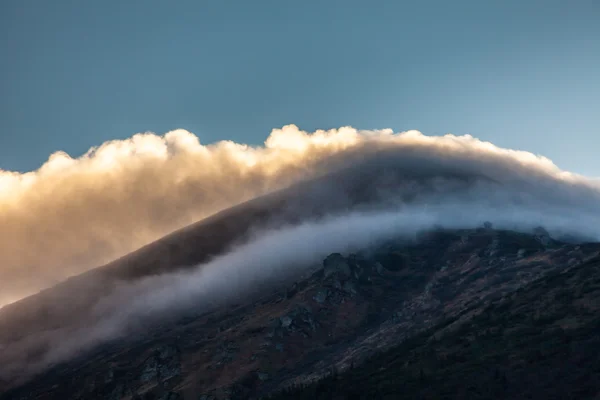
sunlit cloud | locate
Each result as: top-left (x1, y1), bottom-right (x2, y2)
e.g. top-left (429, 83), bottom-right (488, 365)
top-left (0, 125), bottom-right (597, 306)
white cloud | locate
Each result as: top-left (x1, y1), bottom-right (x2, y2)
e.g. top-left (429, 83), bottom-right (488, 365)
top-left (0, 124), bottom-right (598, 306)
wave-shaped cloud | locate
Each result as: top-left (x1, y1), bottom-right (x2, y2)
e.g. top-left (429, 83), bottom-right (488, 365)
top-left (0, 125), bottom-right (598, 306)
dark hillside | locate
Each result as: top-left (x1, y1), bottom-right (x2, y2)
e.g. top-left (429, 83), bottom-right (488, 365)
top-left (268, 255), bottom-right (600, 400)
top-left (3, 228), bottom-right (598, 399)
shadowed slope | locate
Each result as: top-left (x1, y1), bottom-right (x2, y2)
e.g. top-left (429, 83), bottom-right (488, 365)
top-left (2, 228), bottom-right (599, 399)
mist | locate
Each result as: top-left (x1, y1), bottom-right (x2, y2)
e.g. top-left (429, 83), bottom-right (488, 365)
top-left (1, 125), bottom-right (598, 306)
top-left (3, 198), bottom-right (600, 384)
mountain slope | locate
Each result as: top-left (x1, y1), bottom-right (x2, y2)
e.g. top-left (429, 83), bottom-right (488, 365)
top-left (0, 154), bottom-right (490, 346)
top-left (2, 227), bottom-right (598, 399)
top-left (0, 154), bottom-right (503, 393)
top-left (269, 252), bottom-right (600, 400)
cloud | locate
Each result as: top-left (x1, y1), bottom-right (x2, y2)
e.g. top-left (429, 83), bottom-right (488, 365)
top-left (0, 126), bottom-right (377, 305)
top-left (0, 125), bottom-right (598, 306)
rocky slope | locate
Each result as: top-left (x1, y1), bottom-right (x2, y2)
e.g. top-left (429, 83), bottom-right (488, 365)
top-left (2, 226), bottom-right (598, 400)
top-left (269, 249), bottom-right (600, 399)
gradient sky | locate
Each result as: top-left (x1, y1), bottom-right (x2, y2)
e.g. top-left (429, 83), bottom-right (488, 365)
top-left (1, 0), bottom-right (599, 175)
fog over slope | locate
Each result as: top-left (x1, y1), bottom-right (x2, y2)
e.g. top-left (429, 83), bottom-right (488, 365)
top-left (3, 126), bottom-right (600, 387)
top-left (1, 125), bottom-right (599, 307)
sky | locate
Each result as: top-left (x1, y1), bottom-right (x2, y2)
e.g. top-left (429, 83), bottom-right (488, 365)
top-left (1, 0), bottom-right (599, 175)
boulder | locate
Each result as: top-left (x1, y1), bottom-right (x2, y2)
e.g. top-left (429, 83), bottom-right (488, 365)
top-left (323, 253), bottom-right (351, 279)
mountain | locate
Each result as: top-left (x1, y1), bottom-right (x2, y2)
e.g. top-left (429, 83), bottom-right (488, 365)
top-left (2, 225), bottom-right (599, 399)
top-left (3, 150), bottom-right (600, 400)
top-left (0, 155), bottom-right (498, 390)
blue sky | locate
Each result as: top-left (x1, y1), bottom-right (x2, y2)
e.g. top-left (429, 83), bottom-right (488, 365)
top-left (1, 0), bottom-right (599, 175)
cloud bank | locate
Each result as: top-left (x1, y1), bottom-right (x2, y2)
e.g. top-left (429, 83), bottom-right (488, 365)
top-left (1, 125), bottom-right (599, 306)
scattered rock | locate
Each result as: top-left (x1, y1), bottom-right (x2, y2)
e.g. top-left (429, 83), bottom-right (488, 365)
top-left (487, 237), bottom-right (500, 256)
top-left (314, 288), bottom-right (329, 304)
top-left (140, 345), bottom-right (182, 383)
top-left (424, 281), bottom-right (434, 295)
top-left (213, 342), bottom-right (238, 365)
top-left (257, 372), bottom-right (270, 381)
top-left (279, 315), bottom-right (293, 328)
top-left (285, 282), bottom-right (299, 299)
top-left (375, 262), bottom-right (385, 276)
top-left (332, 278), bottom-right (343, 290)
top-left (534, 226), bottom-right (552, 246)
top-left (108, 383), bottom-right (130, 400)
top-left (104, 369), bottom-right (114, 384)
top-left (140, 357), bottom-right (159, 383)
top-left (342, 281), bottom-right (357, 295)
top-left (158, 391), bottom-right (181, 400)
top-left (323, 253), bottom-right (352, 279)
top-left (271, 305), bottom-right (319, 341)
top-left (392, 311), bottom-right (404, 322)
